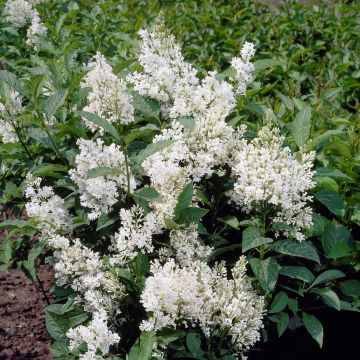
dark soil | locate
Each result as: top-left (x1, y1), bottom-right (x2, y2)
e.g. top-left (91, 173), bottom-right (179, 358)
top-left (0, 265), bottom-right (53, 360)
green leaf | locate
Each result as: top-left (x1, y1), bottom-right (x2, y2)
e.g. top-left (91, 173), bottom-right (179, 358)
top-left (249, 257), bottom-right (279, 293)
top-left (242, 226), bottom-right (273, 253)
top-left (124, 126), bottom-right (158, 145)
top-left (0, 238), bottom-right (13, 264)
top-left (306, 129), bottom-right (345, 150)
top-left (340, 280), bottom-right (360, 298)
top-left (96, 213), bottom-right (118, 231)
top-left (280, 266), bottom-right (315, 283)
top-left (32, 163), bottom-right (68, 177)
top-left (242, 226), bottom-right (260, 251)
top-left (310, 270), bottom-right (345, 287)
top-left (302, 312), bottom-right (323, 348)
top-left (321, 222), bottom-right (352, 259)
top-left (138, 331), bottom-right (156, 360)
top-left (276, 312), bottom-right (289, 337)
top-left (271, 239), bottom-right (320, 264)
top-left (77, 110), bottom-right (120, 139)
top-left (176, 116), bottom-right (195, 130)
top-left (174, 183), bottom-right (193, 218)
top-left (209, 243), bottom-right (243, 259)
top-left (219, 216), bottom-right (240, 229)
top-left (0, 219), bottom-right (35, 230)
top-left (0, 70), bottom-right (29, 97)
top-left (86, 167), bottom-right (124, 179)
top-left (287, 298), bottom-right (298, 315)
top-left (254, 59), bottom-right (285, 71)
top-left (128, 343), bottom-right (140, 360)
top-left (310, 288), bottom-right (341, 310)
top-left (186, 332), bottom-right (201, 355)
top-left (27, 74), bottom-right (46, 100)
top-left (136, 140), bottom-right (175, 164)
top-left (132, 92), bottom-right (160, 118)
top-left (45, 89), bottom-right (68, 120)
top-left (269, 291), bottom-right (288, 313)
top-left (22, 242), bottom-right (45, 282)
top-left (292, 105), bottom-right (311, 147)
top-left (176, 207), bottom-right (208, 225)
top-left (315, 189), bottom-right (345, 217)
top-left (45, 305), bottom-right (88, 342)
top-left (315, 167), bottom-right (352, 180)
top-left (133, 187), bottom-right (162, 202)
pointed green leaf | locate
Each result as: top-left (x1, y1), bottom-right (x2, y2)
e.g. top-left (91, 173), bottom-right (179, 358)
top-left (322, 222), bottom-right (352, 259)
top-left (77, 110), bottom-right (120, 139)
top-left (86, 167), bottom-right (124, 179)
top-left (0, 70), bottom-right (29, 98)
top-left (249, 257), bottom-right (279, 293)
top-left (292, 105), bottom-right (311, 147)
top-left (45, 89), bottom-right (68, 120)
top-left (174, 183), bottom-right (193, 218)
top-left (133, 187), bottom-right (162, 202)
top-left (136, 140), bottom-right (175, 164)
top-left (315, 190), bottom-right (345, 217)
top-left (138, 331), bottom-right (156, 360)
top-left (269, 291), bottom-right (288, 313)
top-left (280, 266), bottom-right (315, 283)
top-left (311, 270), bottom-right (345, 288)
top-left (302, 312), bottom-right (324, 348)
top-left (27, 74), bottom-right (46, 100)
top-left (310, 288), bottom-right (341, 310)
top-left (271, 239), bottom-right (320, 264)
top-left (242, 225), bottom-right (273, 253)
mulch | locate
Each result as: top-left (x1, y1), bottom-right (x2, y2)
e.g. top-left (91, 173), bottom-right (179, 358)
top-left (0, 265), bottom-right (53, 360)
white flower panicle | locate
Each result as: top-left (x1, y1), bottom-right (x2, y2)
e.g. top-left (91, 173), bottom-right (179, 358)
top-left (128, 23), bottom-right (199, 105)
top-left (69, 138), bottom-right (137, 220)
top-left (4, 0), bottom-right (47, 49)
top-left (47, 235), bottom-right (125, 314)
top-left (231, 41), bottom-right (256, 95)
top-left (229, 122), bottom-right (315, 240)
top-left (0, 90), bottom-right (23, 143)
top-left (25, 177), bottom-right (72, 235)
top-left (140, 257), bottom-right (264, 356)
top-left (81, 52), bottom-right (134, 133)
top-left (1, 90), bottom-right (23, 115)
top-left (26, 11), bottom-right (47, 48)
top-left (67, 309), bottom-right (120, 360)
top-left (110, 205), bottom-right (159, 265)
top-left (168, 225), bottom-right (213, 266)
top-left (0, 120), bottom-right (17, 143)
top-left (4, 0), bottom-right (34, 27)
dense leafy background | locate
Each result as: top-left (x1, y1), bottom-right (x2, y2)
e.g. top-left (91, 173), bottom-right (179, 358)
top-left (0, 0), bottom-right (359, 359)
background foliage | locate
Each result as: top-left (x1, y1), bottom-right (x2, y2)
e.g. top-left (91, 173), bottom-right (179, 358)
top-left (0, 0), bottom-right (359, 359)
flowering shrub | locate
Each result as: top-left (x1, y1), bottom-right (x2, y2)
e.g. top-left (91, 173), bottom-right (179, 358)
top-left (0, 1), bottom-right (359, 359)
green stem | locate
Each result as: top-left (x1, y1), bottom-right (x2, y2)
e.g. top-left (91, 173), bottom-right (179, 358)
top-left (14, 123), bottom-right (33, 160)
top-left (33, 100), bottom-right (64, 161)
top-left (3, 105), bottom-right (33, 160)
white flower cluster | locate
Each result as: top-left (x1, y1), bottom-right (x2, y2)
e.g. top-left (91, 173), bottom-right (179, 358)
top-left (140, 257), bottom-right (264, 356)
top-left (0, 90), bottom-right (23, 143)
top-left (23, 24), bottom-right (317, 359)
top-left (130, 25), bottom-right (249, 231)
top-left (231, 41), bottom-right (256, 95)
top-left (229, 122), bottom-right (315, 240)
top-left (81, 52), bottom-right (134, 133)
top-left (110, 205), bottom-right (159, 266)
top-left (69, 138), bottom-right (137, 220)
top-left (4, 0), bottom-right (47, 49)
top-left (67, 309), bottom-right (120, 360)
top-left (25, 177), bottom-right (72, 235)
top-left (167, 225), bottom-right (213, 267)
